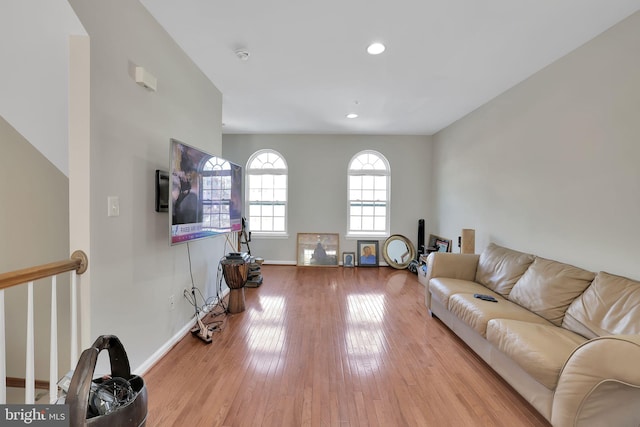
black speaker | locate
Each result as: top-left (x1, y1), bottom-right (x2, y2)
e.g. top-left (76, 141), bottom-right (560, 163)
top-left (155, 170), bottom-right (169, 212)
top-left (418, 219), bottom-right (425, 256)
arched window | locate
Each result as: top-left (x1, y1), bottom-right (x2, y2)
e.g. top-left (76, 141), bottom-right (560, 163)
top-left (246, 149), bottom-right (288, 235)
top-left (347, 150), bottom-right (390, 236)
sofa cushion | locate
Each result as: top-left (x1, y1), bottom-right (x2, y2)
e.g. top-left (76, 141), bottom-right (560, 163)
top-left (429, 278), bottom-right (500, 309)
top-left (448, 293), bottom-right (550, 337)
top-left (508, 257), bottom-right (595, 326)
top-left (486, 319), bottom-right (587, 390)
top-left (475, 243), bottom-right (535, 297)
top-left (563, 271), bottom-right (640, 339)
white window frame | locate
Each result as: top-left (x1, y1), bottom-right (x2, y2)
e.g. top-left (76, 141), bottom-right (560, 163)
top-left (245, 149), bottom-right (288, 237)
top-left (201, 155), bottom-right (233, 231)
top-left (346, 150), bottom-right (390, 238)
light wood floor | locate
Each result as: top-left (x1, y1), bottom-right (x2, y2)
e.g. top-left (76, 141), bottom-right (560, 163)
top-left (144, 265), bottom-right (550, 426)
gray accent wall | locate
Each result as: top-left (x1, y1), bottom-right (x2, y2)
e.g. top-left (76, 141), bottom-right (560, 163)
top-left (432, 11), bottom-right (640, 279)
top-left (222, 134), bottom-right (433, 263)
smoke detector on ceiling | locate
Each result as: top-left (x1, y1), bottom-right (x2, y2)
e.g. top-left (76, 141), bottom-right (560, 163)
top-left (235, 49), bottom-right (250, 61)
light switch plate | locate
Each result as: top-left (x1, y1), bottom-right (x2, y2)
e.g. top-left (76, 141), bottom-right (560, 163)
top-left (107, 196), bottom-right (120, 217)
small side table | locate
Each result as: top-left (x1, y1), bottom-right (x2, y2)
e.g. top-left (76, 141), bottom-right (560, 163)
top-left (417, 254), bottom-right (430, 287)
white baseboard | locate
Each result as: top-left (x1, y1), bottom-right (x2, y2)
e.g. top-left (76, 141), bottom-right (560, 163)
top-left (134, 288), bottom-right (229, 375)
top-left (263, 260), bottom-right (389, 266)
top-left (264, 260), bottom-right (296, 265)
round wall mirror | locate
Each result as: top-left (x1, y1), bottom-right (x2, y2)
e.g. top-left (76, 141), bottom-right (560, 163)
top-left (382, 234), bottom-right (416, 269)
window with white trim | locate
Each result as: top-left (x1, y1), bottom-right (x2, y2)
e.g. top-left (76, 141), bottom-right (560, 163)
top-left (246, 149), bottom-right (288, 234)
top-left (347, 151), bottom-right (390, 236)
top-left (202, 156), bottom-right (233, 230)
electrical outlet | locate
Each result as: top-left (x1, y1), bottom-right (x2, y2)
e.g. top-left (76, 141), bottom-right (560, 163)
top-left (169, 294), bottom-right (175, 310)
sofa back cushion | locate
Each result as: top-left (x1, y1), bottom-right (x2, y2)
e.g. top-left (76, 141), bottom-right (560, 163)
top-left (508, 257), bottom-right (595, 326)
top-left (563, 271), bottom-right (640, 338)
top-left (474, 243), bottom-right (535, 297)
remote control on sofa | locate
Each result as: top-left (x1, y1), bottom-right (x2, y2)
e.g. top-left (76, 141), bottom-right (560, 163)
top-left (473, 293), bottom-right (498, 302)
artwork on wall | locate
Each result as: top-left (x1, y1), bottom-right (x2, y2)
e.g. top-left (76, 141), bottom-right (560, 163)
top-left (297, 233), bottom-right (339, 267)
top-left (357, 240), bottom-right (379, 267)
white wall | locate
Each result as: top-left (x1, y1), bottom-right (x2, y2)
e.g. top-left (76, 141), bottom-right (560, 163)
top-left (68, 35), bottom-right (92, 347)
top-left (432, 11), bottom-right (640, 279)
top-left (0, 0), bottom-right (85, 176)
top-left (0, 0), bottom-right (82, 383)
top-left (67, 0), bottom-right (228, 371)
top-left (222, 134), bottom-right (433, 263)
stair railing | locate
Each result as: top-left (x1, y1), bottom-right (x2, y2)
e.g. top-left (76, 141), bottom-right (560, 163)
top-left (0, 250), bottom-right (88, 404)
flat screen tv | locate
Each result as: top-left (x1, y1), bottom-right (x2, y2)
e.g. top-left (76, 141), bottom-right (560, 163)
top-left (169, 138), bottom-right (242, 245)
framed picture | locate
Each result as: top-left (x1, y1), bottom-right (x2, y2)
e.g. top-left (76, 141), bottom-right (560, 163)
top-left (342, 252), bottom-right (355, 267)
top-left (357, 240), bottom-right (379, 267)
top-left (297, 233), bottom-right (339, 267)
top-left (435, 238), bottom-right (451, 252)
top-left (428, 234), bottom-right (452, 253)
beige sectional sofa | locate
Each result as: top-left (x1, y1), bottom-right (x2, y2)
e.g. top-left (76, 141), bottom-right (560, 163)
top-left (423, 243), bottom-right (640, 427)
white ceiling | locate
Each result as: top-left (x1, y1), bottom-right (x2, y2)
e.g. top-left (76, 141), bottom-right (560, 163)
top-left (140, 0), bottom-right (640, 136)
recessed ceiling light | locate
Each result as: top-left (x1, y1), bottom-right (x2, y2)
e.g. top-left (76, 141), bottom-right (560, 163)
top-left (346, 113), bottom-right (358, 119)
top-left (367, 42), bottom-right (385, 55)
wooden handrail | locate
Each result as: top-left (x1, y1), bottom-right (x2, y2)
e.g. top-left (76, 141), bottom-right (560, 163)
top-left (0, 250), bottom-right (88, 291)
top-left (7, 377), bottom-right (49, 391)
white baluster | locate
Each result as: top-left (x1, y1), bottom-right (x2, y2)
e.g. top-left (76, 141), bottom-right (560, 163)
top-left (0, 289), bottom-right (6, 404)
top-left (50, 276), bottom-right (58, 404)
top-left (25, 281), bottom-right (34, 404)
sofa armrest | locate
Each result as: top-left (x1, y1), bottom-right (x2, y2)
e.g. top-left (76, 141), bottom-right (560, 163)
top-left (424, 253), bottom-right (479, 308)
top-left (552, 335), bottom-right (640, 427)
top-left (426, 252), bottom-right (480, 282)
